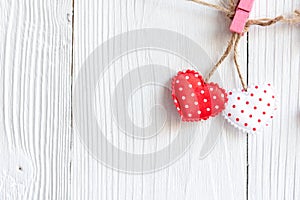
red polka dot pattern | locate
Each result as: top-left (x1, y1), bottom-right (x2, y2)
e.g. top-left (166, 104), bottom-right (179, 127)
top-left (223, 84), bottom-right (277, 133)
top-left (172, 70), bottom-right (228, 121)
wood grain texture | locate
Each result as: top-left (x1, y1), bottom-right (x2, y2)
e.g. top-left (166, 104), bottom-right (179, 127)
top-left (72, 0), bottom-right (246, 199)
top-left (248, 0), bottom-right (300, 200)
top-left (0, 0), bottom-right (73, 199)
top-left (3, 0), bottom-right (299, 199)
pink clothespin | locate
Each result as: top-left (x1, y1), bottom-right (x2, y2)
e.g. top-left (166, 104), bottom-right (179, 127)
top-left (230, 0), bottom-right (255, 35)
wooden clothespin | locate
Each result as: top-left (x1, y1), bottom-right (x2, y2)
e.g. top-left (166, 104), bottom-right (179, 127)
top-left (230, 0), bottom-right (255, 35)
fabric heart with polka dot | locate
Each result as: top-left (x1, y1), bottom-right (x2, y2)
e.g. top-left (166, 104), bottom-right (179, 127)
top-left (223, 84), bottom-right (277, 133)
top-left (172, 70), bottom-right (228, 121)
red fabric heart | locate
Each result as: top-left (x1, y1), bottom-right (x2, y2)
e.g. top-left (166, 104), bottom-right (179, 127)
top-left (172, 70), bottom-right (228, 121)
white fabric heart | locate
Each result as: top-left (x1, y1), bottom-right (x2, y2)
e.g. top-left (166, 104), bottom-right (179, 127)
top-left (223, 84), bottom-right (277, 133)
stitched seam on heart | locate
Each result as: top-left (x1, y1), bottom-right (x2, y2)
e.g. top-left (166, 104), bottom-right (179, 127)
top-left (223, 92), bottom-right (276, 133)
top-left (171, 70), bottom-right (228, 122)
top-left (223, 84), bottom-right (278, 133)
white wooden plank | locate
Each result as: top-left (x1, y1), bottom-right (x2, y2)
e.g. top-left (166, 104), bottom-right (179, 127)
top-left (0, 0), bottom-right (73, 199)
top-left (248, 0), bottom-right (300, 199)
top-left (72, 0), bottom-right (247, 199)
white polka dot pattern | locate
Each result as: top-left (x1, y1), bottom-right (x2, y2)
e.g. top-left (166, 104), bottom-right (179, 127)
top-left (172, 69), bottom-right (228, 121)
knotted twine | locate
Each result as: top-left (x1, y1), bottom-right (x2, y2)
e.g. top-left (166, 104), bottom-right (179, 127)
top-left (190, 0), bottom-right (300, 91)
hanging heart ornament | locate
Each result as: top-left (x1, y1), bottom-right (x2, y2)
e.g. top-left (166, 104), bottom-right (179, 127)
top-left (223, 83), bottom-right (277, 133)
top-left (172, 70), bottom-right (228, 121)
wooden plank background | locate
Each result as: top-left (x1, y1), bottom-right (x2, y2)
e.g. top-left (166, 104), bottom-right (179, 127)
top-left (0, 0), bottom-right (299, 199)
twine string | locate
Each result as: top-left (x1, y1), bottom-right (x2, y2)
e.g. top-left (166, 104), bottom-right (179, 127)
top-left (247, 10), bottom-right (300, 26)
top-left (189, 0), bottom-right (233, 16)
top-left (190, 0), bottom-right (300, 91)
top-left (232, 34), bottom-right (248, 90)
top-left (204, 33), bottom-right (237, 82)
